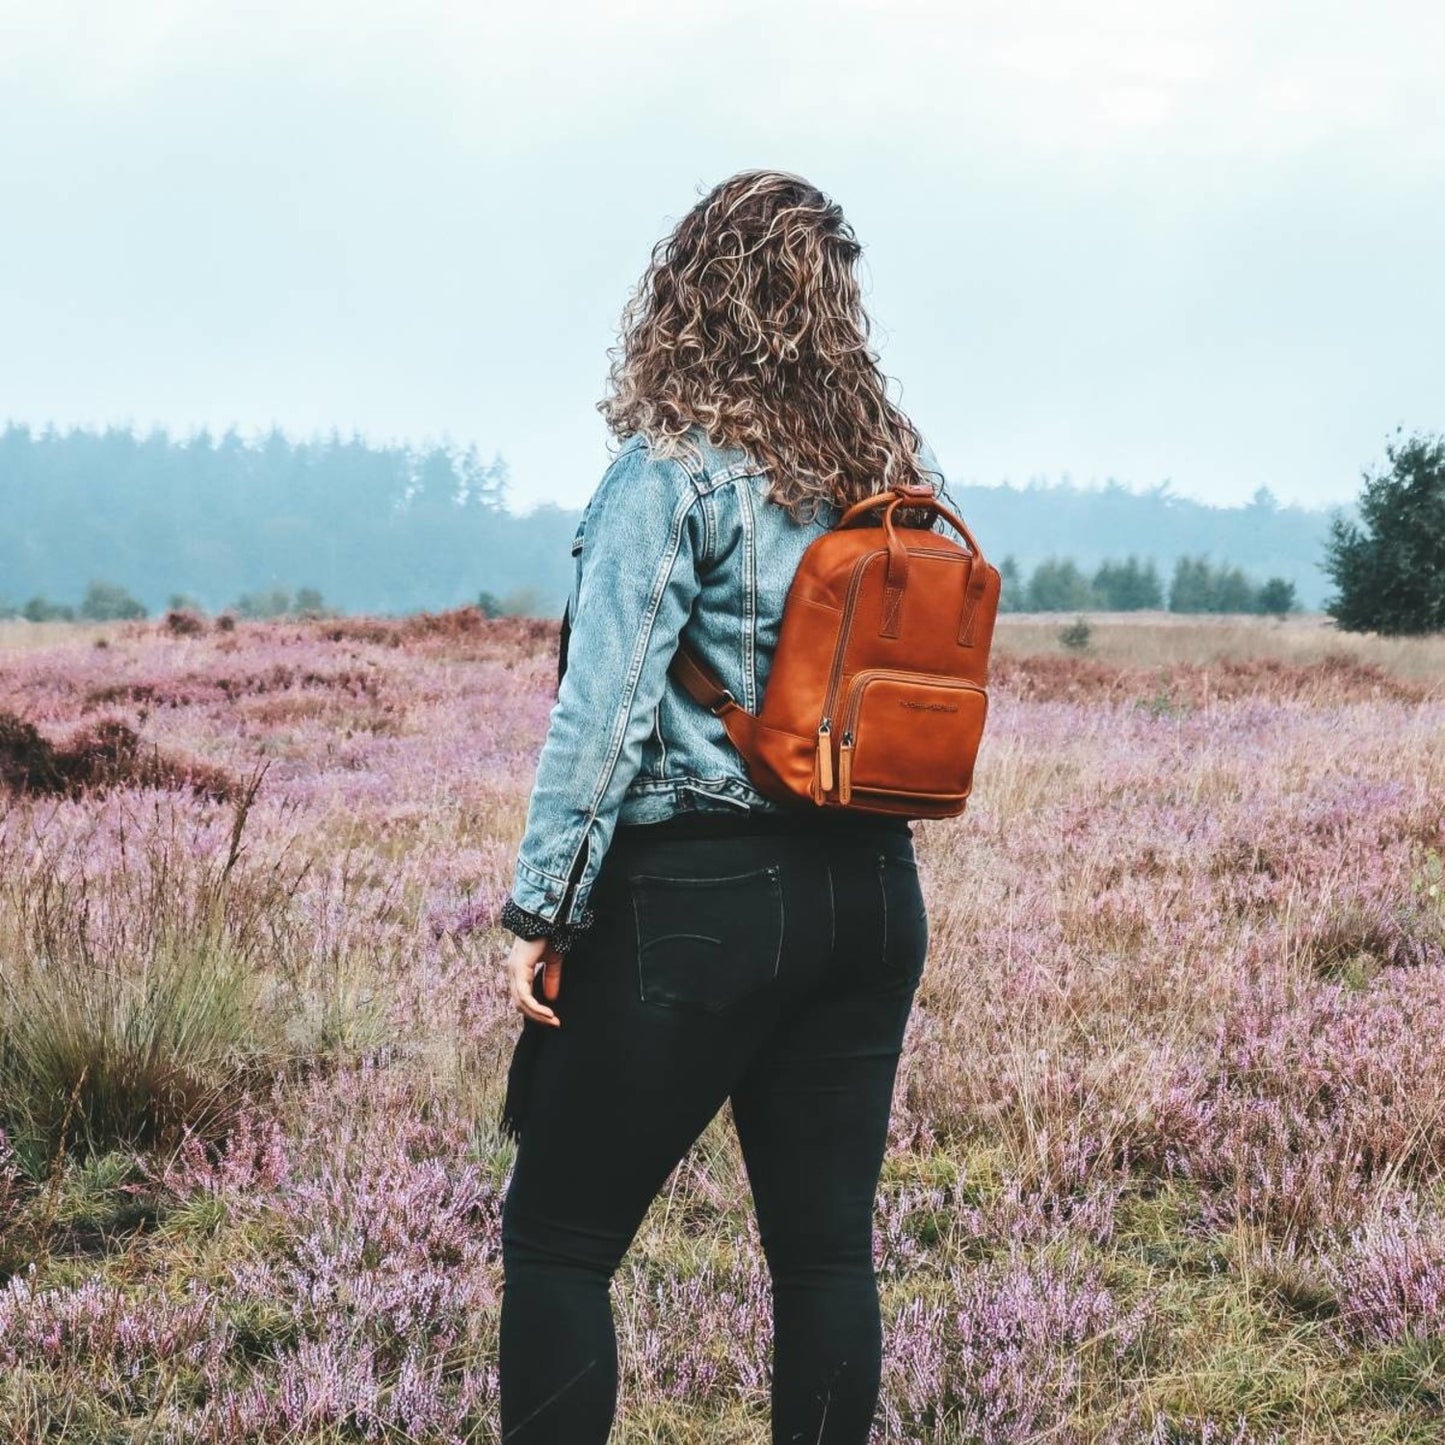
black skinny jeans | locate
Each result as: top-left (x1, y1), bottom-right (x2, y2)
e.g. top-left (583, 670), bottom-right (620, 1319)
top-left (498, 811), bottom-right (929, 1443)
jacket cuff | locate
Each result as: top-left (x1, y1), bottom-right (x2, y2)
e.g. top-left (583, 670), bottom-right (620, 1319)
top-left (498, 895), bottom-right (597, 955)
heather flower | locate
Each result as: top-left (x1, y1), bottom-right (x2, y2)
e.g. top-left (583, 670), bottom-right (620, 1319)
top-left (876, 1244), bottom-right (1148, 1444)
top-left (2, 612), bottom-right (1442, 1440)
top-left (1315, 1198), bottom-right (1445, 1347)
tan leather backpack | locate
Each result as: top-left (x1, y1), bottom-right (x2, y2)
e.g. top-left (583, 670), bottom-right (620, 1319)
top-left (668, 479), bottom-right (1001, 819)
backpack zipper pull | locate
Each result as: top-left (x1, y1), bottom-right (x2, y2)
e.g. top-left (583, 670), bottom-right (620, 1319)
top-left (816, 717), bottom-right (833, 796)
top-left (839, 729), bottom-right (855, 804)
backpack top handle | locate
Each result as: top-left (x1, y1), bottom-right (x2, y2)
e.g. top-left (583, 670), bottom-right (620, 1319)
top-left (835, 480), bottom-right (988, 568)
top-left (835, 481), bottom-right (991, 640)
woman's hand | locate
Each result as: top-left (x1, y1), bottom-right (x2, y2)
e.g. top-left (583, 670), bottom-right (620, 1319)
top-left (506, 936), bottom-right (564, 1027)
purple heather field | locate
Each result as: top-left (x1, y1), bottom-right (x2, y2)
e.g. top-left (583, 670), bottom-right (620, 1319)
top-left (1, 609), bottom-right (1443, 1443)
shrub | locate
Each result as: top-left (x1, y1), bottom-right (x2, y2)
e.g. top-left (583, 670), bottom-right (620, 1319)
top-left (1168, 556), bottom-right (1216, 613)
top-left (1169, 556), bottom-right (1272, 615)
top-left (233, 587), bottom-right (293, 620)
top-left (164, 608), bottom-right (208, 636)
top-left (1027, 558), bottom-right (1096, 612)
top-left (294, 587), bottom-right (327, 618)
top-left (0, 710), bottom-right (241, 803)
top-left (1255, 578), bottom-right (1297, 617)
top-left (1059, 616), bottom-right (1092, 652)
top-left (79, 581), bottom-right (147, 622)
top-left (21, 596), bottom-right (74, 622)
top-left (498, 584), bottom-right (548, 618)
top-left (232, 587), bottom-right (330, 620)
top-left (1092, 555), bottom-right (1164, 610)
top-left (1210, 564), bottom-right (1257, 613)
top-left (997, 556), bottom-right (1023, 613)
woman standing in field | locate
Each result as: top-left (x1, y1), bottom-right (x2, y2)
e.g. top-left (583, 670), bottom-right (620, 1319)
top-left (496, 169), bottom-right (946, 1443)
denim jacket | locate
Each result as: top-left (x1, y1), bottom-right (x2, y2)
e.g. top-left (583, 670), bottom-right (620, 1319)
top-left (499, 422), bottom-right (955, 951)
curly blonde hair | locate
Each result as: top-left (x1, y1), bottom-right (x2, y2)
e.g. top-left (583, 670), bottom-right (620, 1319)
top-left (598, 169), bottom-right (939, 526)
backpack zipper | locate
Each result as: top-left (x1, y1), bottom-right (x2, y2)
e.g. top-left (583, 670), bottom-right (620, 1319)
top-left (813, 717), bottom-right (833, 795)
top-left (813, 550), bottom-right (877, 796)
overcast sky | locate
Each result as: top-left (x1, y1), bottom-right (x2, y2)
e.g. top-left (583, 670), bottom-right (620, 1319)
top-left (1, 1), bottom-right (1440, 511)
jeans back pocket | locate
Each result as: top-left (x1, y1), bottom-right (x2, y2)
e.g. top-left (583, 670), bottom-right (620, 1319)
top-left (629, 864), bottom-right (785, 1012)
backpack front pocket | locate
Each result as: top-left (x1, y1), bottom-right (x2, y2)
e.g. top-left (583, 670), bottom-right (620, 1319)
top-left (837, 669), bottom-right (987, 804)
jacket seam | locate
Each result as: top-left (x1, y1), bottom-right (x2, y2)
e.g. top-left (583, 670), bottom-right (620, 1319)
top-left (693, 463), bottom-right (759, 496)
top-left (699, 487), bottom-right (717, 567)
top-left (738, 476), bottom-right (758, 711)
top-left (513, 855), bottom-right (572, 894)
top-left (551, 465), bottom-right (701, 916)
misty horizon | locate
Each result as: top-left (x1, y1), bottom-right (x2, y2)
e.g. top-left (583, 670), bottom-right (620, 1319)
top-left (0, 413), bottom-right (1369, 519)
top-left (2, 2), bottom-right (1439, 516)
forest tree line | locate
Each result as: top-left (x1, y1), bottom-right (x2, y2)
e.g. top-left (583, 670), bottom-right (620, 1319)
top-left (4, 555), bottom-right (1299, 624)
top-left (1, 422), bottom-right (1343, 620)
top-left (997, 554), bottom-right (1298, 615)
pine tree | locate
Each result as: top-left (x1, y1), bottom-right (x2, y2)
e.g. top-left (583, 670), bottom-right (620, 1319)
top-left (1324, 430), bottom-right (1445, 635)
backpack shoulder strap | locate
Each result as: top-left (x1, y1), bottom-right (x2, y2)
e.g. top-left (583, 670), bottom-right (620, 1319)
top-left (668, 639), bottom-right (762, 760)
